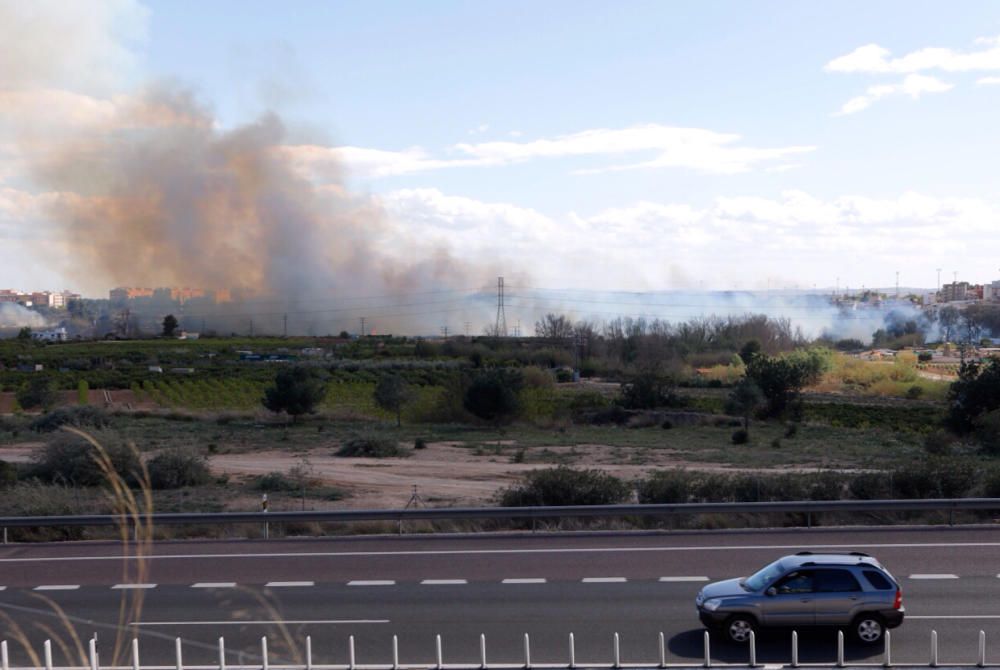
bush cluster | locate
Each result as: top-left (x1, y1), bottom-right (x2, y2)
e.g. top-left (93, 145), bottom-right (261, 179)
top-left (30, 406), bottom-right (110, 432)
top-left (336, 434), bottom-right (408, 458)
top-left (498, 466), bottom-right (631, 506)
top-left (147, 450), bottom-right (213, 489)
top-left (25, 433), bottom-right (140, 487)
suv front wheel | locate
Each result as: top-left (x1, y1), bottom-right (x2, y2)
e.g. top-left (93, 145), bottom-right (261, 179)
top-left (853, 614), bottom-right (885, 644)
top-left (725, 615), bottom-right (757, 643)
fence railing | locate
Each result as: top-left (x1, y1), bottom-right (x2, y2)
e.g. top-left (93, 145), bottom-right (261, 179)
top-left (2, 498), bottom-right (1000, 538)
top-left (0, 627), bottom-right (992, 670)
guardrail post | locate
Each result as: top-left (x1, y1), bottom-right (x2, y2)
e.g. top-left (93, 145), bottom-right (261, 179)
top-left (174, 637), bottom-right (183, 670)
top-left (930, 630), bottom-right (938, 667)
top-left (524, 633), bottom-right (531, 669)
top-left (348, 635), bottom-right (356, 670)
top-left (979, 630), bottom-right (986, 668)
top-left (748, 630), bottom-right (756, 668)
top-left (89, 637), bottom-right (98, 670)
top-left (262, 494), bottom-right (269, 539)
top-left (391, 635), bottom-right (399, 670)
top-left (435, 634), bottom-right (443, 670)
top-left (2, 640), bottom-right (8, 670)
top-left (218, 637), bottom-right (226, 670)
top-left (884, 630), bottom-right (892, 667)
top-left (261, 637), bottom-right (269, 670)
top-left (44, 640), bottom-right (52, 670)
top-left (837, 630), bottom-right (844, 668)
top-left (613, 633), bottom-right (620, 669)
top-left (569, 632), bottom-right (576, 669)
top-left (658, 632), bottom-right (666, 669)
top-left (305, 636), bottom-right (312, 670)
top-left (703, 630), bottom-right (711, 668)
top-left (3, 527), bottom-right (6, 544)
top-left (132, 638), bottom-right (140, 670)
top-left (791, 631), bottom-right (798, 668)
top-left (480, 634), bottom-right (487, 669)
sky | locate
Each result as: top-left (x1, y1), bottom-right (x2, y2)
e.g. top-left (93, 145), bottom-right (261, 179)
top-left (2, 0), bottom-right (1000, 298)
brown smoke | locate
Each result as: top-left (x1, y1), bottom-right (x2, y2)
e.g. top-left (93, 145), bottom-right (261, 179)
top-left (24, 84), bottom-right (499, 333)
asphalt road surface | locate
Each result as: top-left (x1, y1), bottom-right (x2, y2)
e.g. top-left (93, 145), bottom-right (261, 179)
top-left (3, 526), bottom-right (1000, 667)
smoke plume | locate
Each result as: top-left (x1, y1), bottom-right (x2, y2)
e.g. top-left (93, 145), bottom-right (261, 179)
top-left (0, 303), bottom-right (48, 330)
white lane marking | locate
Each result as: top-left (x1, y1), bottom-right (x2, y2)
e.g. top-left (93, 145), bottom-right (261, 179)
top-left (348, 580), bottom-right (396, 586)
top-left (909, 574), bottom-right (959, 580)
top-left (191, 582), bottom-right (237, 589)
top-left (13, 540), bottom-right (1000, 562)
top-left (129, 619), bottom-right (389, 626)
top-left (420, 579), bottom-right (467, 585)
top-left (502, 578), bottom-right (547, 584)
top-left (265, 581), bottom-right (314, 588)
top-left (659, 576), bottom-right (710, 582)
top-left (582, 577), bottom-right (627, 583)
top-left (909, 615), bottom-right (1000, 619)
top-left (112, 584), bottom-right (157, 590)
top-left (0, 587), bottom-right (5, 591)
top-left (34, 585), bottom-right (80, 591)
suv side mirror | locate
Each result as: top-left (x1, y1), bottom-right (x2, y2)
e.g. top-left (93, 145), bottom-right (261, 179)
top-left (766, 587), bottom-right (777, 597)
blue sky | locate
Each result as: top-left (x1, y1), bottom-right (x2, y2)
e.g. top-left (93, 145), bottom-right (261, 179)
top-left (2, 0), bottom-right (1000, 297)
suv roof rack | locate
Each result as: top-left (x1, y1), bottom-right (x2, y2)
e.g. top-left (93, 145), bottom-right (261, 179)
top-left (796, 551), bottom-right (870, 557)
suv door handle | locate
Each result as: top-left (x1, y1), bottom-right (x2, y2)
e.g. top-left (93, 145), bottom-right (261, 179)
top-left (848, 596), bottom-right (858, 601)
top-left (800, 598), bottom-right (811, 603)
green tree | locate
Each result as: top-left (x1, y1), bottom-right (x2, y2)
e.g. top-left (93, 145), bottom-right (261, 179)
top-left (262, 367), bottom-right (327, 420)
top-left (374, 373), bottom-right (412, 427)
top-left (745, 351), bottom-right (826, 418)
top-left (16, 326), bottom-right (32, 341)
top-left (16, 377), bottom-right (59, 411)
top-left (77, 380), bottom-right (89, 405)
top-left (738, 339), bottom-right (762, 365)
top-left (162, 314), bottom-right (179, 337)
top-left (620, 370), bottom-right (680, 409)
top-left (463, 369), bottom-right (523, 427)
top-left (725, 378), bottom-right (765, 433)
top-left (946, 357), bottom-right (1000, 434)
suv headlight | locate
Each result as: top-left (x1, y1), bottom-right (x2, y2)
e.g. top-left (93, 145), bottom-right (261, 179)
top-left (702, 598), bottom-right (723, 612)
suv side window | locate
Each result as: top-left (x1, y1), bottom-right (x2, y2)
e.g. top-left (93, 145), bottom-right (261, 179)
top-left (813, 569), bottom-right (861, 593)
top-left (863, 570), bottom-right (894, 590)
top-left (774, 570), bottom-right (814, 594)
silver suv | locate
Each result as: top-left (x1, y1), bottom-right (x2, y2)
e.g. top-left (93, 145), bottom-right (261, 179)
top-left (695, 552), bottom-right (904, 644)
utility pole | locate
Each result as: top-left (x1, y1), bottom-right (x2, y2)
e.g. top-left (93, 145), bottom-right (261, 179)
top-left (360, 317), bottom-right (366, 337)
top-left (895, 271), bottom-right (900, 299)
top-left (464, 321), bottom-right (471, 337)
top-left (441, 326), bottom-right (449, 340)
top-left (494, 276), bottom-right (507, 337)
top-left (283, 313), bottom-right (288, 338)
top-left (249, 318), bottom-right (254, 337)
top-left (936, 268), bottom-right (942, 293)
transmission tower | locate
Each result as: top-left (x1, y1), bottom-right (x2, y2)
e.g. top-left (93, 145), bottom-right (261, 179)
top-left (494, 276), bottom-right (507, 337)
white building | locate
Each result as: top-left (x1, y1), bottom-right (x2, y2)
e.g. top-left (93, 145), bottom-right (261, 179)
top-left (31, 327), bottom-right (68, 342)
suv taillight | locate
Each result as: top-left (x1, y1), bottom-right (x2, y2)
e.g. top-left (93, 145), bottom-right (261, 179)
top-left (893, 588), bottom-right (902, 610)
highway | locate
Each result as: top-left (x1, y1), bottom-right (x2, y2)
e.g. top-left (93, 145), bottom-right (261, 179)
top-left (3, 526), bottom-right (1000, 667)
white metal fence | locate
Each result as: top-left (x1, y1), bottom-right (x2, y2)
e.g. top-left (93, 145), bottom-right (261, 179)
top-left (0, 628), bottom-right (993, 670)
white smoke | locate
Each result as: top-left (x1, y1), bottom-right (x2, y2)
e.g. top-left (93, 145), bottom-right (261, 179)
top-left (0, 303), bottom-right (48, 329)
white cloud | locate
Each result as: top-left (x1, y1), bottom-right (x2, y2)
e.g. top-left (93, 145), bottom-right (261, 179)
top-left (978, 76), bottom-right (1000, 86)
top-left (836, 74), bottom-right (953, 115)
top-left (379, 187), bottom-right (999, 292)
top-left (827, 35), bottom-right (1000, 74)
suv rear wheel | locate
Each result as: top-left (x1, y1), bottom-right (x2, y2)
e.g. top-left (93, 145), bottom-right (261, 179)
top-left (853, 614), bottom-right (885, 644)
top-left (725, 615), bottom-right (756, 643)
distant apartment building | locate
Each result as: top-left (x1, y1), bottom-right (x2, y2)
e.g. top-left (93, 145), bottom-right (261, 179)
top-left (0, 290), bottom-right (19, 303)
top-left (110, 287), bottom-right (154, 302)
top-left (153, 287), bottom-right (207, 303)
top-left (940, 281), bottom-right (971, 302)
top-left (986, 280), bottom-right (1000, 301)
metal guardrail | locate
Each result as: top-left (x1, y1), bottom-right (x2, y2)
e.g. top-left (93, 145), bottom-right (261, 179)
top-left (0, 628), bottom-right (993, 670)
top-left (1, 498), bottom-right (999, 532)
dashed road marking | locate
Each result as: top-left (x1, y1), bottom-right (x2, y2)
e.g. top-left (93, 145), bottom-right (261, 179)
top-left (909, 574), bottom-right (959, 580)
top-left (112, 583), bottom-right (157, 590)
top-left (130, 619), bottom-right (390, 626)
top-left (191, 582), bottom-right (237, 589)
top-left (909, 615), bottom-right (1000, 619)
top-left (34, 585), bottom-right (80, 591)
top-left (265, 581), bottom-right (315, 588)
top-left (582, 577), bottom-right (627, 583)
top-left (421, 579), bottom-right (468, 585)
top-left (659, 576), bottom-right (710, 582)
top-left (502, 578), bottom-right (547, 584)
top-left (348, 580), bottom-right (396, 586)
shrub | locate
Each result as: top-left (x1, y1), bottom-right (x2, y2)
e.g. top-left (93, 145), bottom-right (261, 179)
top-left (463, 369), bottom-right (524, 426)
top-left (147, 450), bottom-right (212, 489)
top-left (637, 469), bottom-right (692, 504)
top-left (414, 437), bottom-right (427, 450)
top-left (731, 428), bottom-right (749, 444)
top-left (784, 422), bottom-right (799, 438)
top-left (336, 434), bottom-right (407, 458)
top-left (906, 385), bottom-right (924, 399)
top-left (0, 460), bottom-right (16, 489)
top-left (521, 366), bottom-right (555, 389)
top-left (27, 433), bottom-right (140, 487)
top-left (16, 377), bottom-right (59, 411)
top-left (923, 430), bottom-right (955, 456)
top-left (499, 467), bottom-right (631, 506)
top-left (976, 409), bottom-right (1000, 456)
top-left (770, 438), bottom-right (782, 449)
top-left (621, 371), bottom-right (683, 410)
top-left (30, 406), bottom-right (110, 433)
top-left (251, 471), bottom-right (300, 492)
top-left (77, 380), bottom-right (90, 405)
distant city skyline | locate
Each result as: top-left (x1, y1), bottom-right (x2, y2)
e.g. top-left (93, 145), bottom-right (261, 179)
top-left (2, 1), bottom-right (1000, 295)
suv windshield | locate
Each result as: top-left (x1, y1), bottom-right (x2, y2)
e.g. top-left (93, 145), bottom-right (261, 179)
top-left (744, 559), bottom-right (786, 591)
